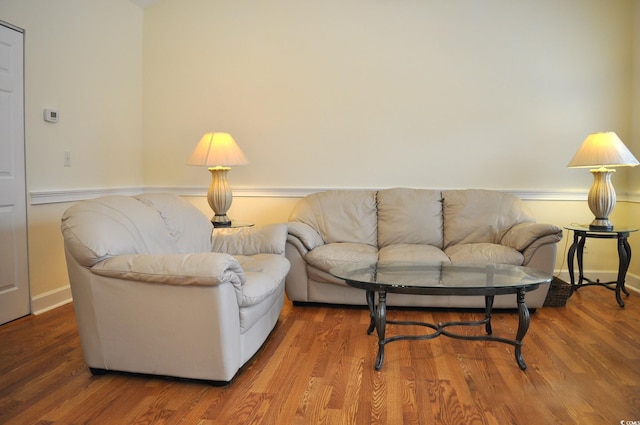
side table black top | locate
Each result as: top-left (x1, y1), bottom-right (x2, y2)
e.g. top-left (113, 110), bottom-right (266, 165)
top-left (564, 225), bottom-right (638, 307)
top-left (212, 222), bottom-right (254, 229)
top-left (564, 224), bottom-right (638, 235)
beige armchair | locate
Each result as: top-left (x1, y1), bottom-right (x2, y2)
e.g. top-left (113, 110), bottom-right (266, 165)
top-left (61, 193), bottom-right (289, 384)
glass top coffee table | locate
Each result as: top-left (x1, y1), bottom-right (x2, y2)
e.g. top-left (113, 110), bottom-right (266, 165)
top-left (331, 262), bottom-right (552, 371)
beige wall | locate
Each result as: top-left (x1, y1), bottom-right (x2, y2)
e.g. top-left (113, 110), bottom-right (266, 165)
top-left (0, 0), bottom-right (144, 191)
top-left (144, 0), bottom-right (639, 281)
top-left (625, 202), bottom-right (640, 277)
top-left (0, 0), bottom-right (638, 312)
top-left (0, 0), bottom-right (144, 304)
top-left (633, 0), bottom-right (640, 194)
top-left (142, 0), bottom-right (634, 193)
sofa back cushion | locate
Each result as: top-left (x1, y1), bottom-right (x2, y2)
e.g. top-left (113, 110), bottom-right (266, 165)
top-left (61, 194), bottom-right (213, 267)
top-left (442, 189), bottom-right (535, 248)
top-left (377, 188), bottom-right (444, 249)
top-left (288, 190), bottom-right (378, 246)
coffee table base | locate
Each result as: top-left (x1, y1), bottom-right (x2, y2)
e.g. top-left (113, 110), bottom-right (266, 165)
top-left (365, 289), bottom-right (531, 370)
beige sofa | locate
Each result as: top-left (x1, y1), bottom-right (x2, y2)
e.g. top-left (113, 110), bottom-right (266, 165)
top-left (61, 193), bottom-right (290, 384)
top-left (285, 188), bottom-right (563, 309)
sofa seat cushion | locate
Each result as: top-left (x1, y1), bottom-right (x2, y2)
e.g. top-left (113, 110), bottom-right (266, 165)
top-left (379, 244), bottom-right (450, 263)
top-left (305, 242), bottom-right (378, 272)
top-left (307, 266), bottom-right (351, 287)
top-left (445, 243), bottom-right (524, 265)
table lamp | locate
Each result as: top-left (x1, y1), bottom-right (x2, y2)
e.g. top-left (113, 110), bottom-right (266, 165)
top-left (567, 131), bottom-right (638, 230)
top-left (186, 132), bottom-right (248, 226)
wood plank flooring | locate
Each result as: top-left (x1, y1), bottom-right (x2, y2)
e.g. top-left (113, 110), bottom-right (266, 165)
top-left (1, 287), bottom-right (639, 424)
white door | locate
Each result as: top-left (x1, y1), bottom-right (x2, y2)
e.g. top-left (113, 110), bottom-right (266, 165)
top-left (0, 21), bottom-right (29, 325)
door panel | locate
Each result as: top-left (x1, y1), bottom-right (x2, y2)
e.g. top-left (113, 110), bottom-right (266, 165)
top-left (0, 22), bottom-right (29, 325)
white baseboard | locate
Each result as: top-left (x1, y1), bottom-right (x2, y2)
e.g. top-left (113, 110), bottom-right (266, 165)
top-left (27, 272), bottom-right (639, 315)
top-left (555, 270), bottom-right (640, 294)
top-left (31, 285), bottom-right (72, 315)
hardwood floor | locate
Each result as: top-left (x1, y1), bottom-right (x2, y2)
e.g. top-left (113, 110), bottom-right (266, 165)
top-left (1, 287), bottom-right (639, 425)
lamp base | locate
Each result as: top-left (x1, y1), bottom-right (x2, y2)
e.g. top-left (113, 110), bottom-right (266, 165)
top-left (212, 214), bottom-right (232, 227)
top-left (586, 168), bottom-right (616, 233)
top-left (589, 220), bottom-right (613, 231)
top-left (206, 167), bottom-right (233, 228)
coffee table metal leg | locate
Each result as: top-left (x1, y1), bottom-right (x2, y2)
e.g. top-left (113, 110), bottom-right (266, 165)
top-left (484, 295), bottom-right (494, 335)
top-left (576, 235), bottom-right (586, 285)
top-left (375, 290), bottom-right (387, 370)
top-left (366, 290), bottom-right (375, 334)
top-left (515, 288), bottom-right (530, 370)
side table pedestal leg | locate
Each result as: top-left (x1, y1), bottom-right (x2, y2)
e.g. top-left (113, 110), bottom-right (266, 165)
top-left (615, 235), bottom-right (632, 307)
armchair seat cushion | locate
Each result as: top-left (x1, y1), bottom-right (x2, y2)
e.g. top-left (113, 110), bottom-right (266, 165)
top-left (236, 254), bottom-right (291, 307)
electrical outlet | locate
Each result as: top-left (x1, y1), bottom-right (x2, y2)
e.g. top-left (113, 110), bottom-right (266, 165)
top-left (64, 151), bottom-right (71, 167)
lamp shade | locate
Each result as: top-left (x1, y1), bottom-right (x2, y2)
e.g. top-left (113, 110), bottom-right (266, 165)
top-left (186, 132), bottom-right (248, 167)
top-left (567, 131), bottom-right (639, 169)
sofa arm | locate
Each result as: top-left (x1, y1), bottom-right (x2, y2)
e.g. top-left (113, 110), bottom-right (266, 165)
top-left (211, 223), bottom-right (287, 256)
top-left (501, 222), bottom-right (563, 264)
top-left (90, 252), bottom-right (246, 287)
top-left (287, 222), bottom-right (325, 253)
top-left (501, 222), bottom-right (563, 250)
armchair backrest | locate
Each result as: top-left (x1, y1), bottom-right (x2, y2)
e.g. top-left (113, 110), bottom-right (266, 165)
top-left (61, 193), bottom-right (213, 267)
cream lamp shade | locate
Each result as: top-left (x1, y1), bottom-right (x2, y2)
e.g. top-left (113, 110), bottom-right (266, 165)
top-left (186, 132), bottom-right (248, 226)
top-left (567, 131), bottom-right (638, 230)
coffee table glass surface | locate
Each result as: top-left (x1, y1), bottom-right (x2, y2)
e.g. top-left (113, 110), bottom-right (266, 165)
top-left (331, 261), bottom-right (550, 294)
top-left (331, 261), bottom-right (552, 370)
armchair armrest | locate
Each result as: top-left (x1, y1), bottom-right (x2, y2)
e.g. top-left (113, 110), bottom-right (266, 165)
top-left (287, 222), bottom-right (325, 254)
top-left (211, 223), bottom-right (287, 256)
top-left (90, 252), bottom-right (246, 287)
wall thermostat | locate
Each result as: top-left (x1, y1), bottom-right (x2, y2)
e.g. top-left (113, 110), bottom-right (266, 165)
top-left (44, 109), bottom-right (59, 123)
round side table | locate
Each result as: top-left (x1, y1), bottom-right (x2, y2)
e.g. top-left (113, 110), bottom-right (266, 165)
top-left (564, 225), bottom-right (638, 307)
